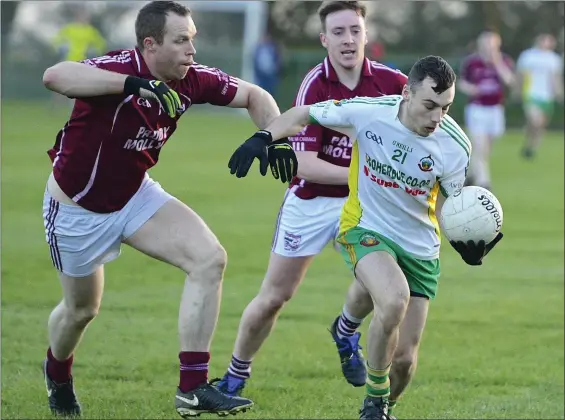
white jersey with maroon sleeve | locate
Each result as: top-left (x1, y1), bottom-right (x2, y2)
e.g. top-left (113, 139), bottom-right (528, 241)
top-left (287, 57), bottom-right (407, 199)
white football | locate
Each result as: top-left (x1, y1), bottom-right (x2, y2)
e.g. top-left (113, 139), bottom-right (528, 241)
top-left (439, 186), bottom-right (503, 243)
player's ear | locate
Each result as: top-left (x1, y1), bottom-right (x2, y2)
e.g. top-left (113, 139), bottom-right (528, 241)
top-left (402, 84), bottom-right (410, 100)
top-left (320, 32), bottom-right (328, 48)
top-left (144, 37), bottom-right (156, 52)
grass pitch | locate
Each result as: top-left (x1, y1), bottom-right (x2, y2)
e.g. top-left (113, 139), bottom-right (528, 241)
top-left (1, 101), bottom-right (563, 419)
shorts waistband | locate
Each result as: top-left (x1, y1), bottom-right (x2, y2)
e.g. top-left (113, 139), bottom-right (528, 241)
top-left (44, 190), bottom-right (95, 216)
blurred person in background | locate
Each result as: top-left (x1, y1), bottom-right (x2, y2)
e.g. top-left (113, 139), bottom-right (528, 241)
top-left (52, 8), bottom-right (106, 63)
top-left (458, 30), bottom-right (515, 191)
top-left (51, 7), bottom-right (106, 108)
top-left (515, 33), bottom-right (564, 159)
top-left (253, 32), bottom-right (282, 97)
top-left (367, 37), bottom-right (384, 61)
top-left (367, 36), bottom-right (397, 70)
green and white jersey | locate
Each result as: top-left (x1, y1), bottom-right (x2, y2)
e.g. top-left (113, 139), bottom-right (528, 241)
top-left (308, 95), bottom-right (471, 260)
top-left (517, 47), bottom-right (563, 101)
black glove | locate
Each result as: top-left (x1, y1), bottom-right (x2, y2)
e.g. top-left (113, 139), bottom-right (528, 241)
top-left (228, 130), bottom-right (271, 178)
top-left (267, 138), bottom-right (298, 183)
top-left (228, 131), bottom-right (298, 183)
top-left (124, 76), bottom-right (182, 118)
top-left (450, 232), bottom-right (503, 266)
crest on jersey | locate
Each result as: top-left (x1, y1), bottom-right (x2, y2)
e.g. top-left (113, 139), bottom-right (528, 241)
top-left (418, 155), bottom-right (435, 172)
top-left (332, 99), bottom-right (343, 106)
top-left (360, 232), bottom-right (380, 247)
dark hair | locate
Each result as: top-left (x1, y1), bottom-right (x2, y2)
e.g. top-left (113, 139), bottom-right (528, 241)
top-left (318, 1), bottom-right (367, 32)
top-left (407, 55), bottom-right (456, 94)
top-left (135, 1), bottom-right (191, 50)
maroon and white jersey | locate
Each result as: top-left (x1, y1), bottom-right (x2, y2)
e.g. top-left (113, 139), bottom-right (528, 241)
top-left (47, 48), bottom-right (238, 213)
top-left (460, 53), bottom-right (514, 106)
top-left (288, 57), bottom-right (407, 199)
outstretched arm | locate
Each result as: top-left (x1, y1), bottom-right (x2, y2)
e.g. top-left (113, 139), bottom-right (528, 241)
top-left (43, 61), bottom-right (127, 97)
top-left (265, 101), bottom-right (357, 140)
top-left (227, 79), bottom-right (281, 129)
top-left (265, 106), bottom-right (312, 140)
top-left (228, 79), bottom-right (312, 138)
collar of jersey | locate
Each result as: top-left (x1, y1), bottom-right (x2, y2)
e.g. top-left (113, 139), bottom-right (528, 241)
top-left (324, 57), bottom-right (373, 82)
top-left (133, 47), bottom-right (157, 79)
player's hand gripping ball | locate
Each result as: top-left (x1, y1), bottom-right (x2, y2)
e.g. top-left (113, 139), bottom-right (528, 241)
top-left (440, 186), bottom-right (504, 265)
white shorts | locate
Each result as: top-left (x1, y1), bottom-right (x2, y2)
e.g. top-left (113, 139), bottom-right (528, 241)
top-left (271, 188), bottom-right (346, 257)
top-left (43, 175), bottom-right (173, 277)
top-left (464, 103), bottom-right (506, 139)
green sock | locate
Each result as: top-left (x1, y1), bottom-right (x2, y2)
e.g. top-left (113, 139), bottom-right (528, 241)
top-left (366, 363), bottom-right (391, 401)
top-left (389, 399), bottom-right (397, 414)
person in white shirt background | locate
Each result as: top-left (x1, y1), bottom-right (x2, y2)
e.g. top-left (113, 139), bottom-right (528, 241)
top-left (515, 33), bottom-right (564, 159)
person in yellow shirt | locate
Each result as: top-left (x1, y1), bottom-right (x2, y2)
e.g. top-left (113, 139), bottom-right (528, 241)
top-left (51, 9), bottom-right (106, 108)
top-left (53, 9), bottom-right (106, 62)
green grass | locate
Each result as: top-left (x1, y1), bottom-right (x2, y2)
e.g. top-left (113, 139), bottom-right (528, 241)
top-left (2, 101), bottom-right (564, 419)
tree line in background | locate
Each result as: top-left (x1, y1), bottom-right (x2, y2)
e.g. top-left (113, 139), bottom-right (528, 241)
top-left (268, 1), bottom-right (564, 57)
top-left (2, 1), bottom-right (564, 58)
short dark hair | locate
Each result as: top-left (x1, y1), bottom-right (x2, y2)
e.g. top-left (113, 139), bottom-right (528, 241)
top-left (135, 1), bottom-right (191, 50)
top-left (318, 1), bottom-right (367, 32)
top-left (407, 55), bottom-right (456, 94)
